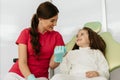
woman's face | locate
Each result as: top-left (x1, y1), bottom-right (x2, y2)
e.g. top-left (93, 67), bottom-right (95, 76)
top-left (39, 15), bottom-right (58, 32)
top-left (76, 29), bottom-right (90, 47)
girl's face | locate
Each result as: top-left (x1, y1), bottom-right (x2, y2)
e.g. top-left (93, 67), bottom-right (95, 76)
top-left (38, 15), bottom-right (58, 33)
top-left (76, 29), bottom-right (90, 47)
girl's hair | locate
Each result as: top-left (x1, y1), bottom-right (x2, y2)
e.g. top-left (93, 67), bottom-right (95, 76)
top-left (72, 27), bottom-right (106, 55)
top-left (30, 1), bottom-right (59, 56)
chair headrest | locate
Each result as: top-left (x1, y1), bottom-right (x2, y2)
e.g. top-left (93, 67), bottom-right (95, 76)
top-left (84, 21), bottom-right (101, 33)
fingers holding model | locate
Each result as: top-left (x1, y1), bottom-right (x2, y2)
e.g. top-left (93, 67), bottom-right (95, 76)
top-left (54, 46), bottom-right (66, 63)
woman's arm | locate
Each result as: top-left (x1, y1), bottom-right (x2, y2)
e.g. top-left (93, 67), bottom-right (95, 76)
top-left (49, 46), bottom-right (66, 69)
top-left (18, 44), bottom-right (31, 78)
top-left (49, 54), bottom-right (60, 69)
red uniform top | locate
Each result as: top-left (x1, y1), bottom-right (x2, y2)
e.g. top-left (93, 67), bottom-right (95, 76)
top-left (9, 28), bottom-right (65, 78)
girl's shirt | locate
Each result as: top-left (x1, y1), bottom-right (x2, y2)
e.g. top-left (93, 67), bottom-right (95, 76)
top-left (9, 28), bottom-right (65, 78)
top-left (60, 47), bottom-right (109, 79)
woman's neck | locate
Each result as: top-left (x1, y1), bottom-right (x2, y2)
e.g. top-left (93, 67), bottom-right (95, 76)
top-left (38, 24), bottom-right (46, 34)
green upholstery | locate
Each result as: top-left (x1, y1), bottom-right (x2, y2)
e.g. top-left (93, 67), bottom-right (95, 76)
top-left (100, 32), bottom-right (120, 72)
top-left (84, 21), bottom-right (101, 33)
top-left (65, 36), bottom-right (76, 52)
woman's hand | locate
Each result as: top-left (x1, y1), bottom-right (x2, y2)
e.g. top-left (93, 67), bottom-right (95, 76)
top-left (54, 46), bottom-right (66, 63)
top-left (86, 71), bottom-right (99, 78)
top-left (49, 46), bottom-right (66, 69)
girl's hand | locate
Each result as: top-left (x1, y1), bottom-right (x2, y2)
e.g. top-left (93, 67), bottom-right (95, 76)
top-left (86, 71), bottom-right (99, 78)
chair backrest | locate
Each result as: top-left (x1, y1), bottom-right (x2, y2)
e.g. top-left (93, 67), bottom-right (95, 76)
top-left (66, 21), bottom-right (102, 52)
top-left (65, 31), bottom-right (120, 72)
top-left (100, 32), bottom-right (120, 72)
top-left (65, 21), bottom-right (120, 72)
top-left (84, 21), bottom-right (101, 33)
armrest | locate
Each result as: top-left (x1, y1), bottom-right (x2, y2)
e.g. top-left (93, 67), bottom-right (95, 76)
top-left (49, 68), bottom-right (54, 79)
top-left (13, 58), bottom-right (18, 63)
top-left (110, 66), bottom-right (120, 80)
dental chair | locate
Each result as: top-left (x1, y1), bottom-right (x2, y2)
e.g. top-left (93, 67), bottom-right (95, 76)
top-left (13, 22), bottom-right (120, 80)
top-left (100, 32), bottom-right (120, 80)
top-left (64, 21), bottom-right (120, 80)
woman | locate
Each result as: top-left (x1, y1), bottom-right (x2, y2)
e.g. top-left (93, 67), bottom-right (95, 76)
top-left (4, 1), bottom-right (66, 80)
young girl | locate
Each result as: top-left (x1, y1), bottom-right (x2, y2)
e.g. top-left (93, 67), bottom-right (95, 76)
top-left (50, 27), bottom-right (110, 80)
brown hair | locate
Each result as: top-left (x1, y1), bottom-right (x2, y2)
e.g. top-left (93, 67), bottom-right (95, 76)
top-left (72, 27), bottom-right (106, 55)
top-left (30, 1), bottom-right (59, 56)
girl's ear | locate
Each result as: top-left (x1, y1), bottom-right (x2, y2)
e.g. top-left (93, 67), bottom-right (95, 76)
top-left (90, 39), bottom-right (93, 46)
top-left (91, 39), bottom-right (93, 43)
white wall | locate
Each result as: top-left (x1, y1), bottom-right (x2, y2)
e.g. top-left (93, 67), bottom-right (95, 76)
top-left (52, 0), bottom-right (103, 42)
top-left (106, 0), bottom-right (120, 42)
top-left (0, 0), bottom-right (119, 80)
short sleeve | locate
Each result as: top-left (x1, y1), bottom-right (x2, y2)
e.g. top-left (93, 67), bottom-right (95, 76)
top-left (16, 28), bottom-right (29, 45)
top-left (55, 32), bottom-right (65, 46)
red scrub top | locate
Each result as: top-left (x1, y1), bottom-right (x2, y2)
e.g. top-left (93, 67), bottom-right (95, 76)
top-left (9, 28), bottom-right (65, 78)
